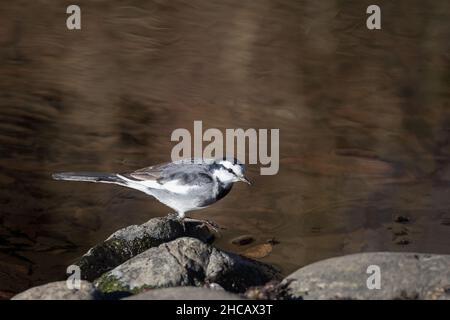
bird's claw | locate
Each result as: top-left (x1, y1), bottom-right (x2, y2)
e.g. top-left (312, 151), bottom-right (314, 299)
top-left (167, 212), bottom-right (181, 220)
top-left (181, 217), bottom-right (224, 233)
top-left (203, 219), bottom-right (224, 231)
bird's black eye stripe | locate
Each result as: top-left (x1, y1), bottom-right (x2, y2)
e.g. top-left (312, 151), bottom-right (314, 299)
top-left (227, 168), bottom-right (234, 174)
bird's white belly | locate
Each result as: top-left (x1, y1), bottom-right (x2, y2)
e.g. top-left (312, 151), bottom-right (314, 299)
top-left (143, 188), bottom-right (204, 215)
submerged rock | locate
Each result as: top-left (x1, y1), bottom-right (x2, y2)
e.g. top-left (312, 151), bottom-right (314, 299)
top-left (95, 237), bottom-right (281, 294)
top-left (11, 281), bottom-right (101, 300)
top-left (242, 243), bottom-right (273, 259)
top-left (75, 217), bottom-right (213, 281)
top-left (394, 215), bottom-right (410, 224)
top-left (244, 280), bottom-right (288, 300)
top-left (282, 252), bottom-right (450, 300)
top-left (231, 235), bottom-right (255, 246)
top-left (124, 286), bottom-right (243, 300)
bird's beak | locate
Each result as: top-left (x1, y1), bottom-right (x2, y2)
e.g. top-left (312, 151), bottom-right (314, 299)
top-left (240, 176), bottom-right (252, 185)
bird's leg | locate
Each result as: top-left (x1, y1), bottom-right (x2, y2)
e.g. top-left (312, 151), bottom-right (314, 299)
top-left (167, 212), bottom-right (179, 219)
top-left (181, 217), bottom-right (223, 233)
top-left (166, 212), bottom-right (222, 232)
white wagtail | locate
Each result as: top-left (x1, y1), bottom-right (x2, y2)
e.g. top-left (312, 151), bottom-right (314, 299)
top-left (52, 157), bottom-right (251, 229)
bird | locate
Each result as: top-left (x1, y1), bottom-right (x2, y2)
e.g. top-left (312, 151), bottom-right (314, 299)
top-left (52, 157), bottom-right (251, 230)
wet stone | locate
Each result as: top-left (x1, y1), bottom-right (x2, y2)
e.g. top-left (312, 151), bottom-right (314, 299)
top-left (231, 235), bottom-right (255, 246)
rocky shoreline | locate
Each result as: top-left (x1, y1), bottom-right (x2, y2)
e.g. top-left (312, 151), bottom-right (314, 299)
top-left (11, 217), bottom-right (450, 300)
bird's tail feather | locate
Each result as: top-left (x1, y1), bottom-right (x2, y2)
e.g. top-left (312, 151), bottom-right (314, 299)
top-left (52, 172), bottom-right (125, 184)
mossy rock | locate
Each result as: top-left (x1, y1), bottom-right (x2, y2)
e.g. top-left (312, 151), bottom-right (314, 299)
top-left (94, 237), bottom-right (281, 295)
top-left (75, 217), bottom-right (213, 281)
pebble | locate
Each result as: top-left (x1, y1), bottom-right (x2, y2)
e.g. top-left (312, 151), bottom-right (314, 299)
top-left (242, 243), bottom-right (273, 259)
top-left (394, 215), bottom-right (410, 224)
top-left (231, 235), bottom-right (255, 246)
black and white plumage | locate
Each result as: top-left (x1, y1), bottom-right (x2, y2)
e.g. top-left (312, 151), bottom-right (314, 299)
top-left (52, 157), bottom-right (251, 219)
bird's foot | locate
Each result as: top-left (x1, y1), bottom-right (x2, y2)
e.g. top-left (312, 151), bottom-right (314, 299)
top-left (182, 217), bottom-right (224, 233)
top-left (167, 212), bottom-right (179, 219)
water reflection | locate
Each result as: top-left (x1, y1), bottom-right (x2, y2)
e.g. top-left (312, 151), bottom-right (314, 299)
top-left (0, 0), bottom-right (449, 297)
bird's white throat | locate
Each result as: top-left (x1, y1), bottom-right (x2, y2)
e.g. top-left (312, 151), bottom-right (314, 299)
top-left (212, 168), bottom-right (237, 183)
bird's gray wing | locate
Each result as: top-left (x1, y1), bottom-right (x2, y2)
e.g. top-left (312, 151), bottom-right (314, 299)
top-left (126, 163), bottom-right (167, 181)
top-left (123, 158), bottom-right (215, 192)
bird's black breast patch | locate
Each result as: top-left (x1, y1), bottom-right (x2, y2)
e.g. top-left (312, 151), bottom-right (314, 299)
top-left (198, 180), bottom-right (233, 207)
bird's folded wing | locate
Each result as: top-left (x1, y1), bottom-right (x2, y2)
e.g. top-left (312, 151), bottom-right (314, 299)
top-left (126, 158), bottom-right (215, 181)
top-left (122, 160), bottom-right (214, 194)
top-left (126, 158), bottom-right (208, 180)
top-left (128, 167), bottom-right (162, 181)
top-left (117, 164), bottom-right (166, 190)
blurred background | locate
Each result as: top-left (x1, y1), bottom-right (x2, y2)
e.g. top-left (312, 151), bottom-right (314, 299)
top-left (0, 0), bottom-right (449, 298)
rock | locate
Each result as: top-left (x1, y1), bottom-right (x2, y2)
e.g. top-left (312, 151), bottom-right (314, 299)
top-left (282, 252), bottom-right (450, 300)
top-left (75, 217), bottom-right (213, 281)
top-left (0, 290), bottom-right (14, 300)
top-left (204, 282), bottom-right (225, 291)
top-left (95, 237), bottom-right (281, 294)
top-left (231, 235), bottom-right (255, 246)
top-left (244, 280), bottom-right (288, 300)
top-left (266, 238), bottom-right (280, 245)
top-left (392, 226), bottom-right (408, 236)
top-left (395, 239), bottom-right (410, 246)
top-left (11, 281), bottom-right (101, 300)
top-left (124, 286), bottom-right (243, 300)
top-left (242, 243), bottom-right (273, 259)
top-left (441, 217), bottom-right (450, 226)
top-left (394, 215), bottom-right (410, 224)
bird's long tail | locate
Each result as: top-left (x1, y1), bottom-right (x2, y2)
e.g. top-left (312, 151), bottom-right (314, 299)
top-left (52, 172), bottom-right (125, 185)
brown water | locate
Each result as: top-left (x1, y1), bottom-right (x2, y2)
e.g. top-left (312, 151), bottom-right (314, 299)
top-left (1, 0), bottom-right (449, 298)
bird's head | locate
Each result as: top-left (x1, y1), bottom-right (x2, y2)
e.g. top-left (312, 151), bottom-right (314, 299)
top-left (211, 157), bottom-right (251, 185)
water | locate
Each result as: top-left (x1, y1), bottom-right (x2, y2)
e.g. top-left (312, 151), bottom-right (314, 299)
top-left (0, 0), bottom-right (449, 297)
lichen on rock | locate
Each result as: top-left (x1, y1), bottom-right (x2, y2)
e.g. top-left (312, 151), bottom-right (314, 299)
top-left (282, 252), bottom-right (450, 300)
top-left (11, 281), bottom-right (102, 300)
top-left (95, 237), bottom-right (281, 294)
top-left (75, 217), bottom-right (214, 281)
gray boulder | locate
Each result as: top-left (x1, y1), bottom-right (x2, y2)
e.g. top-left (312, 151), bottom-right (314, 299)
top-left (124, 286), bottom-right (243, 300)
top-left (75, 217), bottom-right (213, 281)
top-left (282, 252), bottom-right (450, 300)
top-left (11, 281), bottom-right (101, 300)
top-left (95, 237), bottom-right (281, 294)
